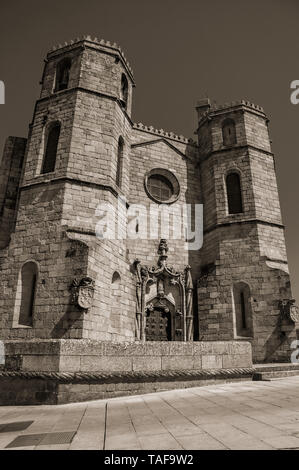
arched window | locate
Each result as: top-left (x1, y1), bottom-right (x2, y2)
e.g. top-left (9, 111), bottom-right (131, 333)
top-left (54, 58), bottom-right (72, 92)
top-left (233, 282), bottom-right (253, 337)
top-left (112, 271), bottom-right (121, 286)
top-left (17, 262), bottom-right (38, 327)
top-left (116, 137), bottom-right (124, 188)
top-left (41, 123), bottom-right (61, 174)
top-left (222, 118), bottom-right (237, 146)
top-left (226, 172), bottom-right (243, 214)
top-left (111, 271), bottom-right (121, 295)
top-left (120, 74), bottom-right (128, 109)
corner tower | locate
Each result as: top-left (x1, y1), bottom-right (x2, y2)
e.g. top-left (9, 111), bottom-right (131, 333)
top-left (0, 37), bottom-right (136, 342)
top-left (25, 35), bottom-right (134, 189)
top-left (197, 99), bottom-right (298, 362)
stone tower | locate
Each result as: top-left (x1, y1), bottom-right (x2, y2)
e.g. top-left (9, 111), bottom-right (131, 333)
top-left (0, 37), bottom-right (137, 342)
top-left (196, 99), bottom-right (298, 362)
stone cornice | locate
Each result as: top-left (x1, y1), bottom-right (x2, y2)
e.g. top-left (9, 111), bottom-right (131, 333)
top-left (20, 176), bottom-right (124, 200)
top-left (197, 144), bottom-right (274, 165)
top-left (66, 227), bottom-right (97, 237)
top-left (35, 86), bottom-right (134, 126)
top-left (204, 218), bottom-right (285, 235)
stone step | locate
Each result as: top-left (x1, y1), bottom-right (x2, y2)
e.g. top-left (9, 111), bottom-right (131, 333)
top-left (254, 363), bottom-right (299, 372)
top-left (253, 363), bottom-right (299, 381)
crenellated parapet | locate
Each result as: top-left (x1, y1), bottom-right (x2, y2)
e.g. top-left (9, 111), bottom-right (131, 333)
top-left (197, 99), bottom-right (266, 127)
top-left (47, 35), bottom-right (135, 84)
top-left (133, 122), bottom-right (197, 145)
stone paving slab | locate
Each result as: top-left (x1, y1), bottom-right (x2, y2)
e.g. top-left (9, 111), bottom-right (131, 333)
top-left (0, 376), bottom-right (299, 450)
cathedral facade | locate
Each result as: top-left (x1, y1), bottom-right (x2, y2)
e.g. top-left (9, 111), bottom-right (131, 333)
top-left (0, 36), bottom-right (298, 365)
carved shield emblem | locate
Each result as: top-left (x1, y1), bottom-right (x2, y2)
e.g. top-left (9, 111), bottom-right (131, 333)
top-left (78, 285), bottom-right (94, 309)
top-left (70, 277), bottom-right (95, 310)
top-left (290, 305), bottom-right (299, 323)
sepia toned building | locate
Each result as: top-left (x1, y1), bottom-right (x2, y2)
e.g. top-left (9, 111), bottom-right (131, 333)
top-left (0, 37), bottom-right (298, 404)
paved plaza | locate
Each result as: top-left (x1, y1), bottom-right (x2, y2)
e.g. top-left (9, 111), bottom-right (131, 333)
top-left (1, 377), bottom-right (299, 450)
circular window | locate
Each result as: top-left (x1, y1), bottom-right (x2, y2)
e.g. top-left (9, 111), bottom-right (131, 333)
top-left (145, 169), bottom-right (180, 204)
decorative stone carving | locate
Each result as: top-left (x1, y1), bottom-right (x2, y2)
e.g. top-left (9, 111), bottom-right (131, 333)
top-left (70, 277), bottom-right (95, 310)
top-left (290, 303), bottom-right (299, 323)
top-left (158, 238), bottom-right (168, 260)
top-left (185, 265), bottom-right (194, 341)
top-left (134, 239), bottom-right (194, 342)
top-left (279, 299), bottom-right (299, 323)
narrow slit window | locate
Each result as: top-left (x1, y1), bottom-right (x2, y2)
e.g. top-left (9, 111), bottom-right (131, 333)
top-left (120, 74), bottom-right (128, 109)
top-left (240, 291), bottom-right (247, 329)
top-left (226, 172), bottom-right (243, 214)
top-left (41, 123), bottom-right (61, 174)
top-left (233, 282), bottom-right (252, 337)
top-left (18, 262), bottom-right (38, 327)
top-left (116, 137), bottom-right (124, 188)
top-left (222, 118), bottom-right (237, 146)
top-left (55, 58), bottom-right (72, 92)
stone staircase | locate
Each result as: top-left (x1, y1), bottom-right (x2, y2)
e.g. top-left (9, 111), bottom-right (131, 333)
top-left (253, 363), bottom-right (299, 381)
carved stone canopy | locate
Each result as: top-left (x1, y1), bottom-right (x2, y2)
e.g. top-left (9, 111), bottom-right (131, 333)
top-left (134, 239), bottom-right (194, 342)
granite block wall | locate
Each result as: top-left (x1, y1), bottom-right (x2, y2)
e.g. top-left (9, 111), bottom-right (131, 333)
top-left (0, 39), bottom-right (296, 364)
top-left (0, 136), bottom-right (27, 248)
top-left (197, 102), bottom-right (298, 362)
top-left (1, 339), bottom-right (252, 372)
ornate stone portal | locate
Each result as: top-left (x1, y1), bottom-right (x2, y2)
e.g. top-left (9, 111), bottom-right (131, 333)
top-left (134, 239), bottom-right (194, 342)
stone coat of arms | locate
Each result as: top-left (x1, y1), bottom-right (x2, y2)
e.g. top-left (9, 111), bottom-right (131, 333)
top-left (279, 299), bottom-right (299, 323)
top-left (70, 277), bottom-right (95, 310)
top-left (290, 303), bottom-right (299, 323)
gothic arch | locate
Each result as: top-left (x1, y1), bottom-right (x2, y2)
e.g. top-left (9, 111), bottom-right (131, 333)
top-left (112, 271), bottom-right (121, 289)
top-left (13, 261), bottom-right (38, 327)
top-left (41, 121), bottom-right (61, 174)
top-left (225, 170), bottom-right (243, 214)
top-left (232, 281), bottom-right (253, 338)
top-left (54, 57), bottom-right (72, 92)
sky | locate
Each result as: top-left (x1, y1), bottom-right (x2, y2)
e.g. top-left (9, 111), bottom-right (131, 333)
top-left (0, 0), bottom-right (299, 301)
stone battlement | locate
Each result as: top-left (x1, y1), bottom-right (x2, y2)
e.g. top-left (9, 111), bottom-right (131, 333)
top-left (210, 99), bottom-right (265, 113)
top-left (198, 99), bottom-right (266, 125)
top-left (48, 35), bottom-right (135, 82)
top-left (133, 122), bottom-right (196, 145)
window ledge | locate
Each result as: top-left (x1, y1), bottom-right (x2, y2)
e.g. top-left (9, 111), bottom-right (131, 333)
top-left (33, 171), bottom-right (55, 180)
top-left (12, 324), bottom-right (33, 329)
top-left (234, 336), bottom-right (253, 340)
